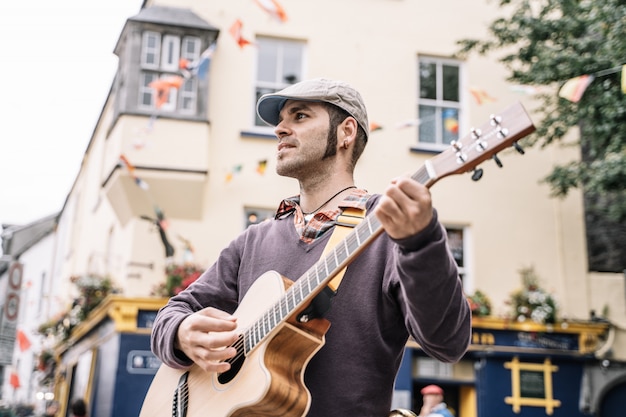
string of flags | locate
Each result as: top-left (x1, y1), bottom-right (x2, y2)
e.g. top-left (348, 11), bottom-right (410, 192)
top-left (225, 159), bottom-right (269, 182)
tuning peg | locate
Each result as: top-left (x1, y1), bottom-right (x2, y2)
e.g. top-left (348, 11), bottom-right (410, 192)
top-left (513, 142), bottom-right (525, 154)
top-left (471, 168), bottom-right (484, 181)
top-left (492, 154), bottom-right (503, 168)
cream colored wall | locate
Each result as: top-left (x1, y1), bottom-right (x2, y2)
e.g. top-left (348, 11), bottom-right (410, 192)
top-left (53, 0), bottom-right (624, 359)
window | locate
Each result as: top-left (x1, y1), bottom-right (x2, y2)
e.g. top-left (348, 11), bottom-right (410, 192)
top-left (417, 57), bottom-right (461, 147)
top-left (254, 37), bottom-right (305, 126)
top-left (245, 207), bottom-right (275, 228)
top-left (141, 31), bottom-right (161, 69)
top-left (139, 32), bottom-right (202, 113)
top-left (445, 226), bottom-right (469, 289)
top-left (161, 35), bottom-right (181, 72)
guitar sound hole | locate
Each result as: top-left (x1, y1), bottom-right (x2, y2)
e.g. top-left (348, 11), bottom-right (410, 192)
top-left (217, 337), bottom-right (245, 384)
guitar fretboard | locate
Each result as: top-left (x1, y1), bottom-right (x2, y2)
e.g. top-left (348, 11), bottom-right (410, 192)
top-left (243, 166), bottom-right (432, 354)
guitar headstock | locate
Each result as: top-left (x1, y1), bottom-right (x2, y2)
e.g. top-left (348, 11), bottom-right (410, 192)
top-left (427, 102), bottom-right (536, 184)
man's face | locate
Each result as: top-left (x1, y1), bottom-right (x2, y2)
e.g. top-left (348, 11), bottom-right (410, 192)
top-left (422, 393), bottom-right (442, 407)
top-left (274, 100), bottom-right (332, 179)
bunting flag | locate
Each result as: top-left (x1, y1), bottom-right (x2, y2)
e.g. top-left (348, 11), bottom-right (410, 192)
top-left (510, 84), bottom-right (541, 95)
top-left (469, 87), bottom-right (497, 105)
top-left (10, 372), bottom-right (20, 389)
top-left (369, 122), bottom-right (383, 132)
top-left (149, 75), bottom-right (184, 109)
top-left (254, 0), bottom-right (288, 22)
top-left (396, 119), bottom-right (421, 129)
top-left (622, 64), bottom-right (626, 94)
top-left (229, 19), bottom-right (253, 48)
top-left (119, 154), bottom-right (150, 190)
top-left (225, 164), bottom-right (243, 182)
top-left (558, 74), bottom-right (595, 103)
top-left (180, 43), bottom-right (217, 81)
top-left (16, 329), bottom-right (31, 352)
top-left (256, 159), bottom-right (268, 175)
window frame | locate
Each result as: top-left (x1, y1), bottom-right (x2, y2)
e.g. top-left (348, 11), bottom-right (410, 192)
top-left (160, 34), bottom-right (181, 72)
top-left (445, 225), bottom-right (472, 293)
top-left (141, 31), bottom-right (161, 70)
top-left (416, 56), bottom-right (463, 151)
top-left (252, 37), bottom-right (306, 130)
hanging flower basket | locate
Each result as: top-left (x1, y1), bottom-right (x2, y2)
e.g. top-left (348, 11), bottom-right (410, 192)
top-left (152, 263), bottom-right (204, 297)
top-left (467, 290), bottom-right (492, 317)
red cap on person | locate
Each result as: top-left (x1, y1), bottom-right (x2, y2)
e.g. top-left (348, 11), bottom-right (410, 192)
top-left (420, 385), bottom-right (444, 395)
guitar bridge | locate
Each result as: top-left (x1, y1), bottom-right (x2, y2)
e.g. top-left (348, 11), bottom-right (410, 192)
top-left (172, 371), bottom-right (189, 417)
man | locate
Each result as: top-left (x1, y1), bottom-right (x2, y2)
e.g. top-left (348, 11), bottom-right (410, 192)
top-left (150, 78), bottom-right (471, 416)
top-left (419, 385), bottom-right (454, 417)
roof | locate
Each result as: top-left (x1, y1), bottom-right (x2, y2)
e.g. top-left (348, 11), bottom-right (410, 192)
top-left (0, 213), bottom-right (58, 274)
top-left (127, 6), bottom-right (218, 31)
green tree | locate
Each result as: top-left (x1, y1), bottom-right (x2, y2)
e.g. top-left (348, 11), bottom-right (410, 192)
top-left (457, 0), bottom-right (625, 272)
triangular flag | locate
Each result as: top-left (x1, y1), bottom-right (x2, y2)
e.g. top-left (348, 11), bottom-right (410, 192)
top-left (149, 76), bottom-right (184, 108)
top-left (229, 19), bottom-right (253, 49)
top-left (256, 160), bottom-right (268, 175)
top-left (469, 87), bottom-right (497, 105)
top-left (193, 43), bottom-right (216, 80)
top-left (254, 0), bottom-right (288, 22)
top-left (621, 65), bottom-right (626, 94)
top-left (369, 122), bottom-right (383, 132)
top-left (10, 372), bottom-right (20, 388)
top-left (16, 329), bottom-right (31, 352)
top-left (396, 119), bottom-right (421, 129)
top-left (558, 74), bottom-right (594, 103)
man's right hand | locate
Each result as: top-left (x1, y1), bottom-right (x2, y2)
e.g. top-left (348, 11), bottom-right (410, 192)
top-left (175, 307), bottom-right (239, 373)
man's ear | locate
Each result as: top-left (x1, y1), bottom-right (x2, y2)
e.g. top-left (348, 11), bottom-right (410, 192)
top-left (339, 116), bottom-right (358, 146)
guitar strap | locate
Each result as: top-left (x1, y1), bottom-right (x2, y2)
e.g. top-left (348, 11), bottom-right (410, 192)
top-left (297, 207), bottom-right (366, 322)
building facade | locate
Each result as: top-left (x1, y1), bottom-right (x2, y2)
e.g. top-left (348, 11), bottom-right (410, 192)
top-left (2, 0), bottom-right (624, 415)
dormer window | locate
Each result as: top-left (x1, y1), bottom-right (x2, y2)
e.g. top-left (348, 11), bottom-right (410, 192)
top-left (113, 6), bottom-right (219, 121)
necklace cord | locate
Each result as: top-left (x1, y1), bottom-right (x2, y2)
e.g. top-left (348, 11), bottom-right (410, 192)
top-left (302, 185), bottom-right (357, 215)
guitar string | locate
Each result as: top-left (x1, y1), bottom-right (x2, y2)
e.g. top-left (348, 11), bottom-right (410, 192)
top-left (223, 167), bottom-right (430, 366)
top-left (223, 215), bottom-right (377, 366)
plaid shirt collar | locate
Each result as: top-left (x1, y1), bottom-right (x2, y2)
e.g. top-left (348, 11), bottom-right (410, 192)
top-left (275, 188), bottom-right (370, 243)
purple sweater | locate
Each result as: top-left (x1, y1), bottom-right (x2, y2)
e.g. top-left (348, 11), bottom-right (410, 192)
top-left (151, 195), bottom-right (471, 416)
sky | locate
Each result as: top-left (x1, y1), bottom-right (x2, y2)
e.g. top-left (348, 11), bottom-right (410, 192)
top-left (0, 0), bottom-right (144, 227)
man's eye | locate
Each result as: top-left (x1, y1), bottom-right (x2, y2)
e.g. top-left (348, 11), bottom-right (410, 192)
top-left (295, 113), bottom-right (307, 120)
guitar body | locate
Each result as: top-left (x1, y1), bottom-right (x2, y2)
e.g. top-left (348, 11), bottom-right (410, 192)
top-left (139, 271), bottom-right (331, 417)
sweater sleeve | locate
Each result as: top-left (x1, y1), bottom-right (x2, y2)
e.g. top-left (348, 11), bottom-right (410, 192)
top-left (391, 210), bottom-right (472, 363)
top-left (150, 235), bottom-right (244, 369)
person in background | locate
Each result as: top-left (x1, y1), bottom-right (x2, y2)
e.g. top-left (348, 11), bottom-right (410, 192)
top-left (69, 399), bottom-right (87, 417)
top-left (150, 78), bottom-right (471, 416)
top-left (419, 385), bottom-right (454, 417)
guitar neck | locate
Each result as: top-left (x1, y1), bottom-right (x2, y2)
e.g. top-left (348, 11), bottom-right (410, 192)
top-left (242, 101), bottom-right (535, 354)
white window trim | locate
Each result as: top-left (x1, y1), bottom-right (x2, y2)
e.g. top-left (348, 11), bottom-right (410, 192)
top-left (141, 31), bottom-right (161, 69)
top-left (161, 34), bottom-right (181, 72)
top-left (181, 36), bottom-right (201, 62)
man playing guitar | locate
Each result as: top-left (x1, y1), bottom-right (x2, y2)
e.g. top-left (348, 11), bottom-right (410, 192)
top-left (148, 78), bottom-right (472, 416)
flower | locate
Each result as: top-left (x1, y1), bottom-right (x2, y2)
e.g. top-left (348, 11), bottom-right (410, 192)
top-left (38, 274), bottom-right (117, 342)
top-left (467, 290), bottom-right (492, 317)
top-left (152, 263), bottom-right (205, 297)
top-left (508, 266), bottom-right (558, 324)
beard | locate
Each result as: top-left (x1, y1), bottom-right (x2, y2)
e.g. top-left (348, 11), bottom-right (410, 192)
top-left (276, 126), bottom-right (336, 180)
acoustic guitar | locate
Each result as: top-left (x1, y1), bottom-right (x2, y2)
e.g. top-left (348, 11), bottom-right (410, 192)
top-left (140, 102), bottom-right (535, 417)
